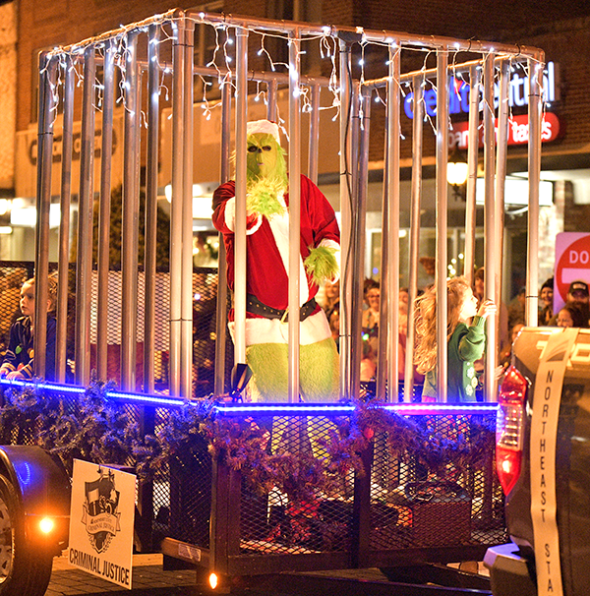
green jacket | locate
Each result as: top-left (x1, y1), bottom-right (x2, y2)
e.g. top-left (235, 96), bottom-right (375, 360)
top-left (423, 316), bottom-right (486, 402)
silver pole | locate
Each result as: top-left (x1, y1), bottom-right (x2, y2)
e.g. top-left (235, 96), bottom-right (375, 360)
top-left (170, 20), bottom-right (186, 396)
top-left (308, 82), bottom-right (321, 184)
top-left (267, 78), bottom-right (278, 122)
top-left (464, 65), bottom-right (481, 285)
top-left (34, 52), bottom-right (56, 379)
top-left (213, 83), bottom-right (231, 395)
top-left (181, 21), bottom-right (195, 398)
top-left (143, 25), bottom-right (160, 393)
top-left (338, 38), bottom-right (352, 400)
top-left (386, 43), bottom-right (400, 402)
top-left (234, 27), bottom-right (249, 366)
top-left (96, 40), bottom-right (115, 383)
top-left (190, 9), bottom-right (542, 59)
top-left (483, 54), bottom-right (497, 403)
top-left (495, 59), bottom-right (510, 357)
top-left (56, 55), bottom-right (74, 383)
top-left (403, 73), bottom-right (424, 402)
top-left (74, 46), bottom-right (96, 386)
top-left (288, 29), bottom-right (301, 403)
top-left (435, 49), bottom-right (449, 403)
top-left (350, 85), bottom-right (371, 400)
top-left (526, 54), bottom-right (544, 326)
top-left (214, 81), bottom-right (231, 396)
top-left (376, 124), bottom-right (389, 400)
top-left (121, 31), bottom-right (140, 392)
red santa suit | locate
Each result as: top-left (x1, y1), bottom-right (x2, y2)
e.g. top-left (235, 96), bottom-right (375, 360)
top-left (212, 174), bottom-right (340, 347)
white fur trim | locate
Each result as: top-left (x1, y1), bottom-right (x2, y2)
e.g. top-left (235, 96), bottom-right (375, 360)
top-left (224, 197), bottom-right (262, 235)
top-left (228, 310), bottom-right (331, 346)
top-left (267, 195), bottom-right (310, 304)
top-left (247, 119), bottom-right (280, 142)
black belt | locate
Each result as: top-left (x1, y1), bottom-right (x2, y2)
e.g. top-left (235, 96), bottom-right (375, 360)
top-left (246, 294), bottom-right (317, 322)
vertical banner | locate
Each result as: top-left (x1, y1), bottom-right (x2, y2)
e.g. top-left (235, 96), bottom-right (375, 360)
top-left (530, 327), bottom-right (578, 596)
top-left (68, 459), bottom-right (136, 590)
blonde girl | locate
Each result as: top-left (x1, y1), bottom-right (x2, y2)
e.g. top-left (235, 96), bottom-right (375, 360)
top-left (414, 277), bottom-right (496, 402)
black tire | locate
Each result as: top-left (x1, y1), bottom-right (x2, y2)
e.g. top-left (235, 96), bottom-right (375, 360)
top-left (0, 475), bottom-right (54, 596)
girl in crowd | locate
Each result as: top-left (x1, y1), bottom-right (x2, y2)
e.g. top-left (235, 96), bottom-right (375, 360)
top-left (414, 277), bottom-right (496, 402)
top-left (556, 301), bottom-right (590, 328)
top-left (0, 276), bottom-right (57, 381)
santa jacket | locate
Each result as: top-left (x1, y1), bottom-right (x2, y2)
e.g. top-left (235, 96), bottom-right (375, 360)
top-left (212, 174), bottom-right (340, 317)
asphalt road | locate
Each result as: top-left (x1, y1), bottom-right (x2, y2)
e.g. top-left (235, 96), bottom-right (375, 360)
top-left (47, 552), bottom-right (492, 596)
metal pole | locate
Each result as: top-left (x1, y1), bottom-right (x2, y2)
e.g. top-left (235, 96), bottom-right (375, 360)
top-left (143, 25), bottom-right (160, 393)
top-left (214, 81), bottom-right (231, 396)
top-left (526, 54), bottom-right (544, 326)
top-left (495, 59), bottom-right (510, 365)
top-left (170, 20), bottom-right (186, 396)
top-left (403, 73), bottom-right (424, 402)
top-left (121, 31), bottom-right (140, 392)
top-left (338, 37), bottom-right (353, 400)
top-left (376, 124), bottom-right (389, 400)
top-left (34, 52), bottom-right (57, 379)
top-left (56, 55), bottom-right (74, 383)
top-left (234, 27), bottom-right (249, 366)
top-left (181, 21), bottom-right (196, 398)
top-left (482, 54), bottom-right (497, 403)
top-left (435, 49), bottom-right (449, 403)
top-left (96, 40), bottom-right (115, 383)
top-left (386, 43), bottom-right (400, 402)
top-left (288, 29), bottom-right (301, 403)
top-left (267, 79), bottom-right (278, 123)
top-left (350, 86), bottom-right (371, 400)
top-left (464, 64), bottom-right (481, 285)
top-left (74, 46), bottom-right (96, 386)
top-left (308, 82), bottom-right (321, 184)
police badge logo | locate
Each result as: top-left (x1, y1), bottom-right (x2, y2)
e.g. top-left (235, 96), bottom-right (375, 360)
top-left (82, 467), bottom-right (121, 553)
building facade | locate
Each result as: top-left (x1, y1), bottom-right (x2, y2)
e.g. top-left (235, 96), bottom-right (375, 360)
top-left (4, 0), bottom-right (590, 300)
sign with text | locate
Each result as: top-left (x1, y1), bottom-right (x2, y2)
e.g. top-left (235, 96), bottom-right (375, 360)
top-left (449, 112), bottom-right (560, 150)
top-left (69, 459), bottom-right (136, 590)
top-left (554, 232), bottom-right (590, 313)
top-left (530, 328), bottom-right (577, 596)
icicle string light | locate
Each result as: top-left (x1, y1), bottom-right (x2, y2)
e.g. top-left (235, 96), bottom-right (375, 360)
top-left (37, 11), bottom-right (546, 148)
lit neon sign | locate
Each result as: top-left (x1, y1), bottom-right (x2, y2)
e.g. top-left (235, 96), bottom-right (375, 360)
top-left (403, 62), bottom-right (557, 119)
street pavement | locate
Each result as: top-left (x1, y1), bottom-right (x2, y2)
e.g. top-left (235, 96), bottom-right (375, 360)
top-left (47, 550), bottom-right (491, 596)
top-left (47, 552), bottom-right (199, 596)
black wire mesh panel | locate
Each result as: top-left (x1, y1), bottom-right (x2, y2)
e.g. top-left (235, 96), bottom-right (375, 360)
top-left (368, 412), bottom-right (506, 551)
top-left (239, 415), bottom-right (355, 557)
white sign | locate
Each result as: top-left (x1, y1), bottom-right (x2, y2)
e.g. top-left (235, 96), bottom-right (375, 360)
top-left (69, 459), bottom-right (136, 590)
top-left (530, 328), bottom-right (577, 596)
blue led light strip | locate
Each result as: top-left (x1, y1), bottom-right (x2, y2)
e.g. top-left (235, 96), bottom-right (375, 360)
top-left (0, 378), bottom-right (499, 415)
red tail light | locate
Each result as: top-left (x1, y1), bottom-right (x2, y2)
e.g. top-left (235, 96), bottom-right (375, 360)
top-left (496, 365), bottom-right (528, 495)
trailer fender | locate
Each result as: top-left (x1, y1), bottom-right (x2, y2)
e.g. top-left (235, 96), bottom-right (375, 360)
top-left (0, 445), bottom-right (71, 552)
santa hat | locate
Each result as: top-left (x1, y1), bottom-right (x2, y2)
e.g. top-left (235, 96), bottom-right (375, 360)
top-left (247, 119), bottom-right (281, 143)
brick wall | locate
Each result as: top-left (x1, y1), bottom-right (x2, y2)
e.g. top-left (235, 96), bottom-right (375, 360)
top-left (13, 0), bottom-right (590, 181)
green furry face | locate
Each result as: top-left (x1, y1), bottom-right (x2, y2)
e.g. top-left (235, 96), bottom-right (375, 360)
top-left (247, 133), bottom-right (280, 180)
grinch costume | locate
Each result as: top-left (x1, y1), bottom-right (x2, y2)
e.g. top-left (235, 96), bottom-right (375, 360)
top-left (212, 120), bottom-right (340, 402)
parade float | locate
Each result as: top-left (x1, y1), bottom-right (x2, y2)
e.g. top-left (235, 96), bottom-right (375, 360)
top-left (0, 7), bottom-right (545, 595)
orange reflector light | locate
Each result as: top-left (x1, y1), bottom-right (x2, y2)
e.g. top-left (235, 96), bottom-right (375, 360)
top-left (39, 517), bottom-right (55, 534)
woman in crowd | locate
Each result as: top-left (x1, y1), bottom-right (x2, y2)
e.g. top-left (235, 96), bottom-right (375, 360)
top-left (414, 277), bottom-right (496, 402)
top-left (556, 301), bottom-right (590, 328)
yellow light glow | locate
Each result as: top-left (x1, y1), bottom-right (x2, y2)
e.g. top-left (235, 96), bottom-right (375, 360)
top-left (39, 517), bottom-right (55, 534)
top-left (209, 573), bottom-right (219, 590)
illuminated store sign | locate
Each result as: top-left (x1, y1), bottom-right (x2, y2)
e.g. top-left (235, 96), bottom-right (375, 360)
top-left (403, 61), bottom-right (558, 119)
top-left (450, 112), bottom-right (560, 149)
